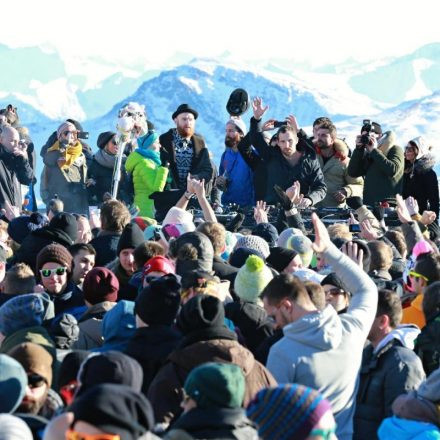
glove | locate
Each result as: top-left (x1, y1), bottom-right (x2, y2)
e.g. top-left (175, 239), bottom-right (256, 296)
top-left (346, 196), bottom-right (363, 211)
top-left (274, 185), bottom-right (293, 211)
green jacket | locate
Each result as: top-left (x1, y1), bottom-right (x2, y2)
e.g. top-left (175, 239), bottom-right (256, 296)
top-left (347, 131), bottom-right (404, 205)
top-left (125, 151), bottom-right (168, 218)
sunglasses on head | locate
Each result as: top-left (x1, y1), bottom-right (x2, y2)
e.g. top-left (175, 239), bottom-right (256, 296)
top-left (40, 267), bottom-right (67, 277)
top-left (28, 373), bottom-right (46, 388)
top-left (65, 430), bottom-right (120, 440)
top-left (409, 270), bottom-right (429, 282)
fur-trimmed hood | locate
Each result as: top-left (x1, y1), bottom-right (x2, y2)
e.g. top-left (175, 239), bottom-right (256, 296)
top-left (406, 154), bottom-right (436, 175)
top-left (378, 131), bottom-right (397, 155)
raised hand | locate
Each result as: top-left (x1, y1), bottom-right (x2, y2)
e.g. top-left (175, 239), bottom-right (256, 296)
top-left (192, 178), bottom-right (206, 199)
top-left (285, 181), bottom-right (303, 206)
top-left (311, 212), bottom-right (331, 254)
top-left (262, 119), bottom-right (276, 131)
top-left (341, 241), bottom-right (364, 268)
top-left (360, 219), bottom-right (379, 241)
top-left (405, 196), bottom-right (419, 217)
top-left (252, 97), bottom-right (269, 120)
top-left (254, 200), bottom-right (269, 224)
top-left (396, 194), bottom-right (412, 224)
top-left (286, 115), bottom-right (299, 133)
top-left (421, 210), bottom-right (437, 225)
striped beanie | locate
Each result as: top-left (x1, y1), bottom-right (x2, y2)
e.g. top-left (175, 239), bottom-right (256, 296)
top-left (246, 384), bottom-right (332, 440)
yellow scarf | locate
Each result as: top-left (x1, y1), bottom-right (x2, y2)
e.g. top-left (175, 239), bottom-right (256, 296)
top-left (47, 140), bottom-right (83, 170)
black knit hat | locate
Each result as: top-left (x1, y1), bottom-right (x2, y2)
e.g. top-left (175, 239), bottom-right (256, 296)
top-left (229, 247), bottom-right (263, 269)
top-left (7, 213), bottom-right (46, 244)
top-left (135, 275), bottom-right (181, 326)
top-left (70, 383), bottom-right (154, 440)
top-left (266, 247), bottom-right (298, 273)
top-left (174, 232), bottom-right (214, 276)
top-left (49, 212), bottom-right (78, 243)
top-left (58, 350), bottom-right (89, 388)
top-left (97, 131), bottom-right (116, 149)
top-left (253, 223), bottom-right (279, 248)
top-left (172, 103), bottom-right (198, 120)
top-left (117, 223), bottom-right (144, 255)
top-left (177, 295), bottom-right (225, 334)
top-left (321, 273), bottom-right (347, 292)
top-left (76, 351), bottom-right (143, 397)
top-left (36, 244), bottom-right (73, 278)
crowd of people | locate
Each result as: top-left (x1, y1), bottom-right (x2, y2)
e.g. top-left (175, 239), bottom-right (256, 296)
top-left (0, 95), bottom-right (439, 440)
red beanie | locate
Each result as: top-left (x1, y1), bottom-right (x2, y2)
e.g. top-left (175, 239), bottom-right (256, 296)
top-left (82, 267), bottom-right (119, 305)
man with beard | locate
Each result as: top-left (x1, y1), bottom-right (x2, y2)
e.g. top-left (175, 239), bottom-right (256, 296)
top-left (8, 342), bottom-right (63, 436)
top-left (160, 104), bottom-right (213, 191)
top-left (314, 121), bottom-right (363, 208)
top-left (217, 118), bottom-right (255, 207)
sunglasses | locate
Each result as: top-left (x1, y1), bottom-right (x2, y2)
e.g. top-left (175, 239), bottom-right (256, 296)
top-left (409, 270), bottom-right (429, 282)
top-left (65, 430), bottom-right (120, 440)
top-left (62, 130), bottom-right (77, 137)
top-left (28, 373), bottom-right (47, 388)
top-left (40, 267), bottom-right (67, 277)
top-left (325, 288), bottom-right (345, 297)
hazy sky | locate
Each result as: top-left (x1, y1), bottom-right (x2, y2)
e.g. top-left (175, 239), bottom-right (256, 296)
top-left (2, 0), bottom-right (439, 67)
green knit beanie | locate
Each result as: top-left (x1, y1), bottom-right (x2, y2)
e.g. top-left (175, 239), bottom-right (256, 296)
top-left (234, 255), bottom-right (273, 303)
top-left (184, 362), bottom-right (245, 409)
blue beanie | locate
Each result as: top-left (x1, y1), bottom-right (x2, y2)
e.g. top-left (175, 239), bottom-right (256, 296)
top-left (0, 354), bottom-right (27, 413)
top-left (137, 131), bottom-right (159, 150)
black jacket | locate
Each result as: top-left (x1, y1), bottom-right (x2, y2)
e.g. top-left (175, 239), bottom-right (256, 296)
top-left (248, 118), bottom-right (326, 205)
top-left (225, 300), bottom-right (274, 355)
top-left (124, 325), bottom-right (182, 393)
top-left (213, 256), bottom-right (239, 285)
top-left (354, 338), bottom-right (425, 440)
top-left (13, 225), bottom-right (75, 272)
top-left (90, 231), bottom-right (121, 267)
top-left (414, 311), bottom-right (440, 376)
top-left (164, 407), bottom-right (258, 440)
top-left (402, 156), bottom-right (439, 219)
top-left (159, 129), bottom-right (213, 189)
top-left (0, 145), bottom-right (33, 210)
top-left (48, 282), bottom-right (85, 318)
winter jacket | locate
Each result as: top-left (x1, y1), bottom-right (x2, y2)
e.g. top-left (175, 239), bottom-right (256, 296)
top-left (163, 407), bottom-right (258, 440)
top-left (219, 148), bottom-right (255, 207)
top-left (402, 294), bottom-right (426, 329)
top-left (90, 231), bottom-right (121, 267)
top-left (414, 311), bottom-right (440, 376)
top-left (124, 325), bottom-right (182, 393)
top-left (213, 255), bottom-right (239, 285)
top-left (160, 129), bottom-right (213, 189)
top-left (378, 416), bottom-right (440, 440)
top-left (248, 117), bottom-right (326, 205)
top-left (87, 150), bottom-right (132, 205)
top-left (125, 150), bottom-right (168, 218)
top-left (147, 332), bottom-right (277, 425)
top-left (41, 142), bottom-right (88, 215)
top-left (0, 145), bottom-right (33, 210)
top-left (46, 282), bottom-right (85, 318)
top-left (403, 155), bottom-right (439, 219)
top-left (316, 139), bottom-right (363, 208)
top-left (347, 131), bottom-right (404, 205)
top-left (224, 300), bottom-right (274, 355)
top-left (72, 301), bottom-right (116, 350)
top-left (354, 326), bottom-right (425, 440)
top-left (267, 243), bottom-right (378, 440)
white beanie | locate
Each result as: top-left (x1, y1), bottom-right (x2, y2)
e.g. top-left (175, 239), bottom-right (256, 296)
top-left (226, 117), bottom-right (246, 135)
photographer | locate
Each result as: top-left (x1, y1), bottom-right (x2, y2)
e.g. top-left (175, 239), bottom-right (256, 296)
top-left (249, 97), bottom-right (326, 207)
top-left (41, 121), bottom-right (89, 215)
top-left (347, 121), bottom-right (404, 206)
top-left (218, 118), bottom-right (255, 208)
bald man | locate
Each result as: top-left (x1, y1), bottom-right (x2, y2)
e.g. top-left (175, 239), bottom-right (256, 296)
top-left (0, 125), bottom-right (33, 210)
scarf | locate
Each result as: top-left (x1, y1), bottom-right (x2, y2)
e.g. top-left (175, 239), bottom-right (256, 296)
top-left (47, 140), bottom-right (83, 170)
top-left (136, 148), bottom-right (161, 166)
top-left (94, 148), bottom-right (117, 169)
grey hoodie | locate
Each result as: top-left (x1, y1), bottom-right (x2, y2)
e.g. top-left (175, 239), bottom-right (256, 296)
top-left (267, 243), bottom-right (377, 440)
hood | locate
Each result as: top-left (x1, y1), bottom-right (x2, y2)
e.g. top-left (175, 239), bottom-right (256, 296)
top-left (333, 138), bottom-right (349, 160)
top-left (101, 300), bottom-right (136, 345)
top-left (378, 131), bottom-right (397, 155)
top-left (411, 136), bottom-right (431, 158)
top-left (283, 305), bottom-right (342, 351)
top-left (375, 324), bottom-right (421, 353)
top-left (168, 339), bottom-right (257, 378)
top-left (378, 416), bottom-right (440, 440)
top-left (413, 154), bottom-right (436, 174)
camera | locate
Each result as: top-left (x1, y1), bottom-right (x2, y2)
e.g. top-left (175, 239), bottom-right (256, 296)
top-left (77, 131), bottom-right (89, 140)
top-left (274, 120), bottom-right (287, 128)
top-left (360, 119), bottom-right (382, 147)
top-left (349, 223), bottom-right (361, 233)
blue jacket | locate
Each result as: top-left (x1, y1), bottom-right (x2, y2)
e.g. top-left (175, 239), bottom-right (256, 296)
top-left (378, 416), bottom-right (440, 440)
top-left (219, 149), bottom-right (255, 207)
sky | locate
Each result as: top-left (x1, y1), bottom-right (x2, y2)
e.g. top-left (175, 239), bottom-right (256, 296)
top-left (2, 0), bottom-right (440, 68)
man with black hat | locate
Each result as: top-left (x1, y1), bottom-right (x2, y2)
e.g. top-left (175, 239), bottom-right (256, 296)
top-left (348, 121), bottom-right (404, 205)
top-left (159, 103), bottom-right (213, 191)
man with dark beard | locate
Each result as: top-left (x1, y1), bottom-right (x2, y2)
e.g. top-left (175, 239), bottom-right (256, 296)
top-left (160, 104), bottom-right (213, 191)
top-left (217, 118), bottom-right (255, 207)
top-left (314, 121), bottom-right (363, 208)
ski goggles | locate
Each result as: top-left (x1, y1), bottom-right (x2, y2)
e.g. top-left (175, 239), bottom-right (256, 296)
top-left (40, 267), bottom-right (67, 278)
top-left (65, 430), bottom-right (120, 440)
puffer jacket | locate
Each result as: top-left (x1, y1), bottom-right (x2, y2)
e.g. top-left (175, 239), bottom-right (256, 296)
top-left (348, 131), bottom-right (404, 205)
top-left (354, 326), bottom-right (426, 440)
top-left (125, 150), bottom-right (168, 218)
top-left (147, 336), bottom-right (276, 425)
top-left (403, 154), bottom-right (439, 218)
top-left (316, 139), bottom-right (364, 207)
